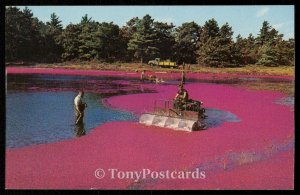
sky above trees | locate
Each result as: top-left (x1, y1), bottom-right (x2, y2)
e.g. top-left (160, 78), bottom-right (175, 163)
top-left (16, 6), bottom-right (294, 40)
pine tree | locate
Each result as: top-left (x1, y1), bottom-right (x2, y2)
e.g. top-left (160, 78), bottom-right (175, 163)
top-left (256, 21), bottom-right (286, 66)
top-left (5, 6), bottom-right (23, 61)
top-left (232, 34), bottom-right (246, 65)
top-left (153, 21), bottom-right (175, 60)
top-left (119, 17), bottom-right (140, 61)
top-left (95, 22), bottom-right (122, 62)
top-left (256, 43), bottom-right (279, 66)
top-left (77, 15), bottom-right (99, 60)
top-left (5, 6), bottom-right (43, 61)
top-left (197, 19), bottom-right (220, 65)
top-left (61, 24), bottom-right (81, 60)
top-left (174, 21), bottom-right (200, 64)
top-left (19, 7), bottom-right (41, 61)
top-left (128, 15), bottom-right (159, 63)
top-left (5, 10), bottom-right (294, 66)
top-left (44, 13), bottom-right (63, 62)
top-left (245, 33), bottom-right (258, 64)
top-left (200, 18), bottom-right (219, 41)
top-left (198, 20), bottom-right (237, 67)
top-left (257, 21), bottom-right (271, 45)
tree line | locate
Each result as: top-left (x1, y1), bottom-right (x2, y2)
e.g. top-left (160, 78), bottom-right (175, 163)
top-left (5, 6), bottom-right (294, 67)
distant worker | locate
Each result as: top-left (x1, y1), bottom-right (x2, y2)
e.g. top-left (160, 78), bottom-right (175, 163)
top-left (148, 75), bottom-right (157, 83)
top-left (140, 70), bottom-right (145, 81)
top-left (74, 90), bottom-right (87, 125)
top-left (155, 77), bottom-right (164, 84)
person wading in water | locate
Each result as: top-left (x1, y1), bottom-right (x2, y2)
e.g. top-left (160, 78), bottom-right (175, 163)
top-left (74, 90), bottom-right (87, 125)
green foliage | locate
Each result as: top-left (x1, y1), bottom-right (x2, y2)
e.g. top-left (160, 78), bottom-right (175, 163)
top-left (255, 21), bottom-right (293, 66)
top-left (197, 20), bottom-right (238, 67)
top-left (127, 15), bottom-right (159, 63)
top-left (232, 34), bottom-right (257, 65)
top-left (256, 44), bottom-right (279, 66)
top-left (78, 16), bottom-right (99, 60)
top-left (44, 13), bottom-right (63, 62)
top-left (153, 22), bottom-right (175, 61)
top-left (174, 21), bottom-right (200, 64)
top-left (61, 24), bottom-right (81, 60)
top-left (5, 6), bottom-right (42, 61)
top-left (256, 40), bottom-right (293, 66)
top-left (256, 21), bottom-right (283, 46)
top-left (61, 18), bottom-right (123, 62)
top-left (5, 8), bottom-right (294, 67)
top-left (95, 22), bottom-right (122, 62)
top-left (118, 17), bottom-right (140, 62)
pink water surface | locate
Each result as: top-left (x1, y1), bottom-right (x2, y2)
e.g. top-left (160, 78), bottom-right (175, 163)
top-left (5, 67), bottom-right (294, 189)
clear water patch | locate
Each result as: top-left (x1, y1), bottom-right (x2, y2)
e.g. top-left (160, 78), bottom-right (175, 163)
top-left (6, 91), bottom-right (137, 148)
top-left (203, 108), bottom-right (241, 128)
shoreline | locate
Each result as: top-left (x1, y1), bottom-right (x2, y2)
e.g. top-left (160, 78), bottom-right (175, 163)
top-left (6, 66), bottom-right (294, 81)
top-left (5, 67), bottom-right (294, 189)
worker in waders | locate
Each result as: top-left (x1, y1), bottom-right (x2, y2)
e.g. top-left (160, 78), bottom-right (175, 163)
top-left (74, 90), bottom-right (87, 125)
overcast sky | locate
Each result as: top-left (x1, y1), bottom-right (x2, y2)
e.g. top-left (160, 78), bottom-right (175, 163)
top-left (16, 5), bottom-right (294, 40)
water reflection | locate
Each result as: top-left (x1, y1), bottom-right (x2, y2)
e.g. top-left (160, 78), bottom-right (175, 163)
top-left (74, 123), bottom-right (86, 137)
top-left (7, 74), bottom-right (156, 97)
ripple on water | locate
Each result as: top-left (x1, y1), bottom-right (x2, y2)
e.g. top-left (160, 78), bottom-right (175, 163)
top-left (275, 97), bottom-right (294, 106)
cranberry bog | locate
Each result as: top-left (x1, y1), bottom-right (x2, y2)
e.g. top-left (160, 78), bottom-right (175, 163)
top-left (5, 67), bottom-right (294, 189)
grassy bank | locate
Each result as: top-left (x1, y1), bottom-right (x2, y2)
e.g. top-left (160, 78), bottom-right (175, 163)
top-left (236, 82), bottom-right (294, 96)
top-left (14, 62), bottom-right (294, 77)
top-left (189, 65), bottom-right (294, 77)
